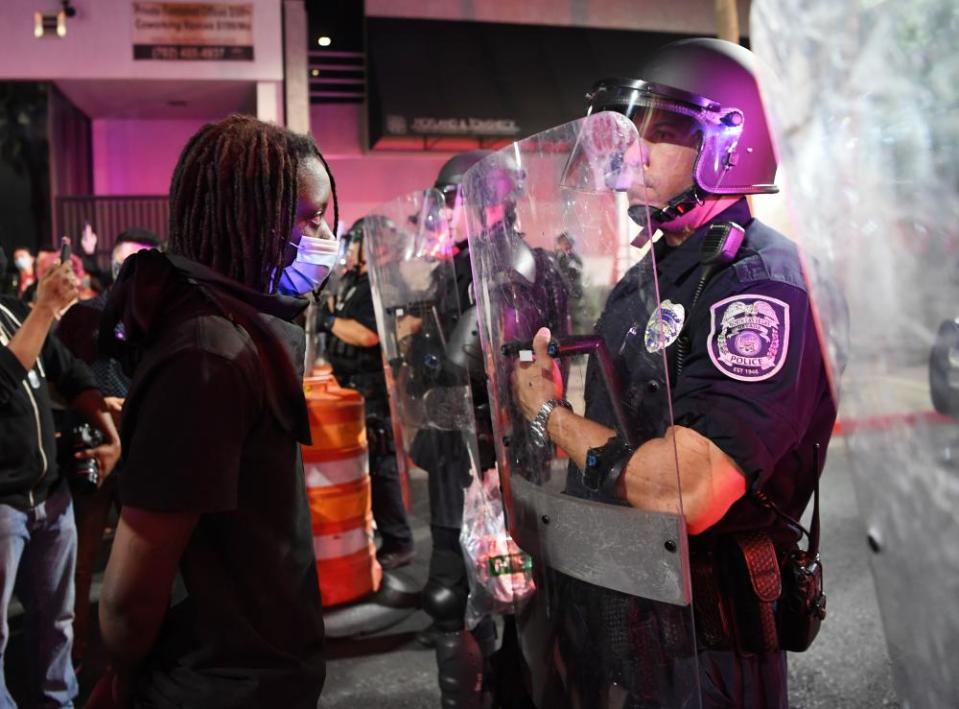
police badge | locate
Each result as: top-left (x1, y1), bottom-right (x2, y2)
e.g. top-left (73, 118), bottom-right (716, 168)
top-left (708, 294), bottom-right (790, 381)
top-left (644, 299), bottom-right (685, 353)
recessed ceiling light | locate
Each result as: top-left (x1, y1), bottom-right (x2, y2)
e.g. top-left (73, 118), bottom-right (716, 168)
top-left (311, 69), bottom-right (319, 77)
top-left (318, 36), bottom-right (332, 47)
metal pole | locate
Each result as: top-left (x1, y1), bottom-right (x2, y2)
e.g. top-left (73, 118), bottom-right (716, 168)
top-left (282, 0), bottom-right (310, 133)
top-left (714, 0), bottom-right (740, 43)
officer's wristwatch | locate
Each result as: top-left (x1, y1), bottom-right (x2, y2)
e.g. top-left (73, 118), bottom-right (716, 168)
top-left (529, 399), bottom-right (572, 448)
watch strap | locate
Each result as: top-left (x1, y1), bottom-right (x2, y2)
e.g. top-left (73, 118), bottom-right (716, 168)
top-left (529, 398), bottom-right (572, 448)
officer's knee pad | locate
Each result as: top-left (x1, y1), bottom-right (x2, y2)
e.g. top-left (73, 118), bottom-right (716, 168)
top-left (422, 581), bottom-right (467, 632)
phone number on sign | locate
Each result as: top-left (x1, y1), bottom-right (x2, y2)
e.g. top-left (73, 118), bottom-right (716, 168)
top-left (133, 44), bottom-right (254, 61)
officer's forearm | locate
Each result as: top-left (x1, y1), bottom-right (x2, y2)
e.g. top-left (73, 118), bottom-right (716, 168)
top-left (545, 407), bottom-right (616, 470)
top-left (330, 318), bottom-right (379, 348)
top-left (621, 426), bottom-right (747, 534)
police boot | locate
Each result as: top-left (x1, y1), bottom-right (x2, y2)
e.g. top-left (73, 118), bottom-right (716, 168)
top-left (424, 583), bottom-right (485, 708)
top-left (434, 630), bottom-right (484, 709)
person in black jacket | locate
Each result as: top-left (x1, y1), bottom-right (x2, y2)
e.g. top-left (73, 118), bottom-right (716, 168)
top-left (0, 260), bottom-right (120, 708)
top-left (91, 115), bottom-right (335, 709)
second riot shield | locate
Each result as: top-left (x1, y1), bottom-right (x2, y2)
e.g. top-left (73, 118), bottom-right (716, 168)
top-left (362, 189), bottom-right (483, 487)
top-left (362, 190), bottom-right (532, 623)
top-left (462, 113), bottom-right (701, 706)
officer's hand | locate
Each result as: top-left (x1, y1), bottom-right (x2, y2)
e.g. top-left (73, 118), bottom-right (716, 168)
top-left (35, 262), bottom-right (79, 318)
top-left (316, 310), bottom-right (336, 334)
top-left (512, 326), bottom-right (563, 421)
top-left (396, 314), bottom-right (423, 340)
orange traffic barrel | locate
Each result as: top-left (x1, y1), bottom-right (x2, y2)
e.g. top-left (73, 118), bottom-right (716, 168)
top-left (302, 373), bottom-right (382, 607)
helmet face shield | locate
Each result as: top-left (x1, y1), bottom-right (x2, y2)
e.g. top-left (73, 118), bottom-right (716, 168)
top-left (624, 100), bottom-right (707, 226)
top-left (585, 81), bottom-right (746, 201)
top-left (410, 187), bottom-right (457, 260)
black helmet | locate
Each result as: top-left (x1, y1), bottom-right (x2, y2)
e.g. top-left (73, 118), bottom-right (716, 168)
top-left (343, 219), bottom-right (359, 241)
top-left (435, 150), bottom-right (492, 191)
top-left (434, 150), bottom-right (493, 216)
top-left (588, 38), bottom-right (777, 200)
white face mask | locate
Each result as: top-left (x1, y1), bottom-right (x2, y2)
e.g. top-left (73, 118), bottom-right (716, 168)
top-left (277, 236), bottom-right (339, 296)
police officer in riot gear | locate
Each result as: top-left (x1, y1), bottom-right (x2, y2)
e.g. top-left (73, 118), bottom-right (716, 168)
top-left (321, 220), bottom-right (414, 568)
top-left (407, 151), bottom-right (501, 709)
top-left (361, 152), bottom-right (547, 708)
top-left (506, 39), bottom-right (836, 707)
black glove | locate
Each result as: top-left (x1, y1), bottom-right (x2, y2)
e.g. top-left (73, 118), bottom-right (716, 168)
top-left (316, 310), bottom-right (336, 334)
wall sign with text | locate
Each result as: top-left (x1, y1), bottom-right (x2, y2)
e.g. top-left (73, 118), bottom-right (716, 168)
top-left (132, 2), bottom-right (254, 61)
top-left (386, 115), bottom-right (522, 138)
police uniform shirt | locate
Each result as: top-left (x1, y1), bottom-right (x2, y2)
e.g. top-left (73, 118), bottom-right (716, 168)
top-left (334, 271), bottom-right (378, 335)
top-left (578, 199), bottom-right (836, 541)
top-left (328, 271), bottom-right (386, 395)
top-left (406, 244), bottom-right (480, 531)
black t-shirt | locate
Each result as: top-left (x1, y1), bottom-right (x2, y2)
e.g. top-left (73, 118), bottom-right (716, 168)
top-left (119, 287), bottom-right (325, 709)
top-left (579, 200), bottom-right (836, 543)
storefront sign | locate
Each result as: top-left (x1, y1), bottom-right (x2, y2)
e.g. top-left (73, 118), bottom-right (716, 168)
top-left (386, 115), bottom-right (521, 138)
top-left (132, 2), bottom-right (254, 61)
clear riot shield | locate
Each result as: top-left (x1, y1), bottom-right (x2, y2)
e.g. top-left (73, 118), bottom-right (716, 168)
top-left (462, 113), bottom-right (700, 706)
top-left (752, 2), bottom-right (959, 706)
top-left (362, 188), bottom-right (481, 465)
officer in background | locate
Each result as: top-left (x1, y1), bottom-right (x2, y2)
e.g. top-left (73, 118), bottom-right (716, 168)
top-left (321, 221), bottom-right (414, 568)
top-left (510, 39), bottom-right (836, 706)
top-left (401, 151), bottom-right (502, 708)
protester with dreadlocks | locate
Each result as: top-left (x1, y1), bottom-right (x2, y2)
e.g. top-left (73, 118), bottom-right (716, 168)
top-left (88, 115), bottom-right (338, 709)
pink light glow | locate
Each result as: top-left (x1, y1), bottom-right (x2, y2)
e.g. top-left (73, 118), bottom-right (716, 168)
top-left (92, 118), bottom-right (208, 195)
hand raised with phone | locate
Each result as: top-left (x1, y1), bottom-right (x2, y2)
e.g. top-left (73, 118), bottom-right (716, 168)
top-left (36, 238), bottom-right (80, 319)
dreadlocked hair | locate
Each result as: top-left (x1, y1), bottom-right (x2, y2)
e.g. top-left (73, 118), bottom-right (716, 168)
top-left (168, 114), bottom-right (339, 293)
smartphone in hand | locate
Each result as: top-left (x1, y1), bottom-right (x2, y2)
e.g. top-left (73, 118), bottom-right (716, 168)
top-left (59, 236), bottom-right (72, 264)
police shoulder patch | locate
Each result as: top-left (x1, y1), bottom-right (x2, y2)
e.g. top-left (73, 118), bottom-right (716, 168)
top-left (707, 294), bottom-right (790, 382)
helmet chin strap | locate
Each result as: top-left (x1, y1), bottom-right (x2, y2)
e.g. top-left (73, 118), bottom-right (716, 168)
top-left (627, 185), bottom-right (705, 232)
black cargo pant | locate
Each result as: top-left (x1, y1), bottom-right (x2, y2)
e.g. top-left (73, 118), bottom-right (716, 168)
top-left (364, 396), bottom-right (412, 551)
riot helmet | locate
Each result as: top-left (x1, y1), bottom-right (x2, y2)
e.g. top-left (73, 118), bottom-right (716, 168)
top-left (433, 150), bottom-right (500, 243)
top-left (344, 218), bottom-right (366, 270)
top-left (587, 38), bottom-right (778, 228)
top-left (435, 150), bottom-right (492, 206)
